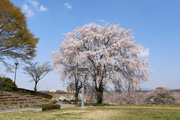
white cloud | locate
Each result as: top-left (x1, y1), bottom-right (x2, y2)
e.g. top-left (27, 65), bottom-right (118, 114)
top-left (97, 19), bottom-right (107, 23)
top-left (140, 48), bottom-right (150, 57)
top-left (22, 4), bottom-right (34, 17)
top-left (39, 5), bottom-right (48, 12)
top-left (27, 0), bottom-right (39, 8)
top-left (64, 3), bottom-right (72, 9)
top-left (26, 0), bottom-right (48, 12)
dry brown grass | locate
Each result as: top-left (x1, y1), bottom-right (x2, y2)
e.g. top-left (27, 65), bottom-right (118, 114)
top-left (50, 93), bottom-right (73, 99)
top-left (81, 110), bottom-right (123, 120)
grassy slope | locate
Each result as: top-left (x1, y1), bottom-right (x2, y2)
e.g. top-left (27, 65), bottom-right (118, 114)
top-left (0, 105), bottom-right (180, 120)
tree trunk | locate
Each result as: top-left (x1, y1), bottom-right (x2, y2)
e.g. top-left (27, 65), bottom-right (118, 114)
top-left (96, 90), bottom-right (103, 103)
top-left (75, 90), bottom-right (79, 101)
top-left (94, 77), bottom-right (104, 104)
top-left (75, 79), bottom-right (81, 101)
top-left (96, 82), bottom-right (104, 104)
top-left (34, 81), bottom-right (38, 92)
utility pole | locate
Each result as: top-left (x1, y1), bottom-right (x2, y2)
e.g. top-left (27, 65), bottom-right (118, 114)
top-left (14, 62), bottom-right (19, 90)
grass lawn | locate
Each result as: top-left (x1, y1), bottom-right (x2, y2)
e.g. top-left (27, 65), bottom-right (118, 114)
top-left (0, 105), bottom-right (180, 120)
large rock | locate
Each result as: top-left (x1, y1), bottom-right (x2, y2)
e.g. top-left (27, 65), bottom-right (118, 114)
top-left (59, 96), bottom-right (69, 101)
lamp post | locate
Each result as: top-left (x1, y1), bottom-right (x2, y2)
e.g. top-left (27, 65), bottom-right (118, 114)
top-left (14, 62), bottom-right (19, 90)
top-left (77, 67), bottom-right (88, 109)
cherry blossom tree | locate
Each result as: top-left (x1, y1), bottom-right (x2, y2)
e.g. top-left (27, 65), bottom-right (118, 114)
top-left (145, 88), bottom-right (179, 104)
top-left (52, 23), bottom-right (151, 103)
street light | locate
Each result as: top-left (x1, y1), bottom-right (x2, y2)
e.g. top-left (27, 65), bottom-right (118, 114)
top-left (77, 67), bottom-right (88, 109)
top-left (14, 62), bottom-right (19, 90)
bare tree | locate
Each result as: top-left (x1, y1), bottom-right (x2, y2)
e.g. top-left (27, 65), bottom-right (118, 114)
top-left (23, 61), bottom-right (52, 92)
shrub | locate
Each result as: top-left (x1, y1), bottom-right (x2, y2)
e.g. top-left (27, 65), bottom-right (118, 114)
top-left (49, 100), bottom-right (57, 104)
top-left (71, 99), bottom-right (80, 101)
top-left (85, 103), bottom-right (111, 106)
top-left (0, 77), bottom-right (17, 91)
top-left (59, 98), bottom-right (71, 103)
top-left (60, 99), bottom-right (71, 104)
top-left (103, 92), bottom-right (146, 105)
top-left (145, 88), bottom-right (178, 104)
top-left (39, 104), bottom-right (60, 111)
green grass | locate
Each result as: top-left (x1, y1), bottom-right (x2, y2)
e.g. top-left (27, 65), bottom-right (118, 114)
top-left (0, 105), bottom-right (180, 120)
top-left (118, 108), bottom-right (180, 120)
top-left (114, 104), bottom-right (180, 107)
top-left (85, 103), bottom-right (180, 107)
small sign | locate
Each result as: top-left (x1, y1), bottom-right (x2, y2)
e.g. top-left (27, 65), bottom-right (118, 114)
top-left (77, 68), bottom-right (89, 71)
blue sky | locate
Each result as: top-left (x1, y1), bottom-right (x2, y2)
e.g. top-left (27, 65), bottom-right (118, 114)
top-left (2, 0), bottom-right (180, 91)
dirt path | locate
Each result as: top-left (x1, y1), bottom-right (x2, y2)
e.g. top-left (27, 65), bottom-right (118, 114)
top-left (0, 102), bottom-right (77, 113)
top-left (56, 101), bottom-right (77, 109)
